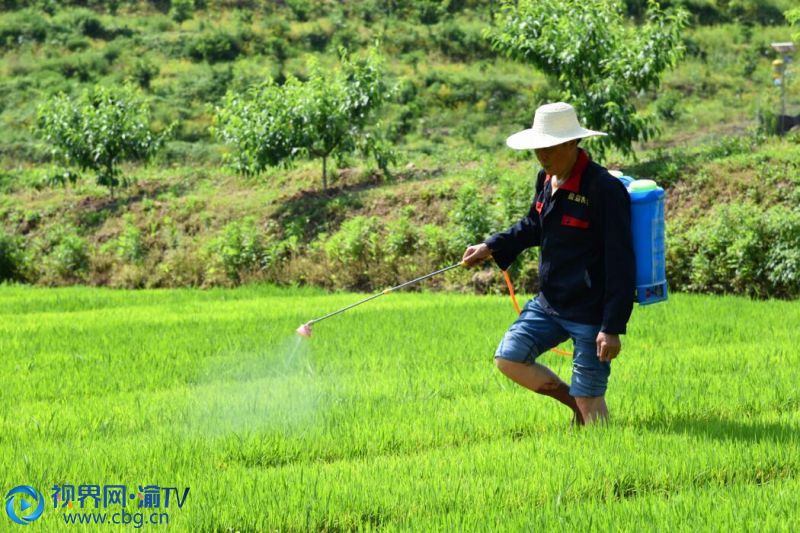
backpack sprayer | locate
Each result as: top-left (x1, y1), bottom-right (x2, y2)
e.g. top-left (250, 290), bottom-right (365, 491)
top-left (612, 173), bottom-right (668, 305)
top-left (296, 175), bottom-right (667, 343)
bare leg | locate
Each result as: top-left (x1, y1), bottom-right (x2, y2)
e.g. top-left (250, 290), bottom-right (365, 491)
top-left (495, 358), bottom-right (583, 424)
top-left (575, 396), bottom-right (609, 424)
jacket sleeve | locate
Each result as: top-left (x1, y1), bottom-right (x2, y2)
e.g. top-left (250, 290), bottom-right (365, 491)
top-left (483, 210), bottom-right (541, 270)
top-left (483, 172), bottom-right (544, 271)
top-left (600, 178), bottom-right (636, 334)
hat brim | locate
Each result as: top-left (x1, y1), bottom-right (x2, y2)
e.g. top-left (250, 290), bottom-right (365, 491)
top-left (506, 128), bottom-right (607, 150)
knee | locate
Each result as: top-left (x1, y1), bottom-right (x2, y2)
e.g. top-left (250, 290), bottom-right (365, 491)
top-left (495, 356), bottom-right (513, 373)
top-left (495, 356), bottom-right (526, 377)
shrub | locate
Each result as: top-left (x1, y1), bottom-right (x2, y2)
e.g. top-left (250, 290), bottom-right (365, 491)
top-left (668, 202), bottom-right (800, 298)
top-left (705, 131), bottom-right (764, 160)
top-left (655, 90), bottom-right (683, 121)
top-left (358, 128), bottom-right (397, 180)
top-left (170, 0), bottom-right (194, 23)
top-left (417, 0), bottom-right (445, 25)
top-left (115, 214), bottom-right (144, 263)
top-left (43, 168), bottom-right (80, 188)
top-left (763, 207), bottom-right (800, 297)
top-left (286, 0), bottom-right (312, 21)
top-left (757, 108), bottom-right (780, 136)
top-left (153, 245), bottom-right (205, 288)
top-left (0, 9), bottom-right (49, 48)
top-left (186, 30), bottom-right (241, 62)
top-left (64, 35), bottom-right (91, 51)
top-left (434, 20), bottom-right (495, 61)
top-left (49, 50), bottom-right (111, 82)
top-left (159, 141), bottom-right (223, 165)
top-left (45, 227), bottom-right (90, 281)
top-left (741, 45), bottom-right (760, 78)
top-left (394, 78), bottom-right (417, 105)
top-left (448, 183), bottom-right (496, 250)
top-left (0, 170), bottom-right (18, 193)
top-left (131, 58), bottom-right (160, 90)
top-left (387, 23), bottom-right (424, 55)
top-left (688, 203), bottom-right (764, 296)
top-left (178, 63), bottom-right (232, 104)
top-left (207, 217), bottom-right (264, 283)
top-left (323, 216), bottom-right (383, 266)
top-left (419, 223), bottom-right (456, 265)
top-left (330, 23), bottom-right (363, 51)
top-left (306, 21), bottom-right (332, 51)
top-left (385, 207), bottom-right (419, 260)
top-left (56, 8), bottom-right (107, 39)
top-left (0, 229), bottom-right (25, 282)
top-left (494, 172), bottom-right (536, 230)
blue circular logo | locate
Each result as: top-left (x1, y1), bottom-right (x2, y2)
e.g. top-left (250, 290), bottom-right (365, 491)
top-left (5, 486), bottom-right (44, 526)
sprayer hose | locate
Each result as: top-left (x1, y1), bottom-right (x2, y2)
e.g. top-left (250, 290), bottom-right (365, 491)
top-left (501, 269), bottom-right (572, 358)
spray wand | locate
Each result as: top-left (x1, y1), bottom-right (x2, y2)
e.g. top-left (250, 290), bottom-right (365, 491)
top-left (296, 261), bottom-right (466, 337)
top-left (295, 259), bottom-right (573, 358)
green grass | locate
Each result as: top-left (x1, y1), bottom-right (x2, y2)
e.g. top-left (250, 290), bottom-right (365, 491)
top-left (1, 285), bottom-right (799, 530)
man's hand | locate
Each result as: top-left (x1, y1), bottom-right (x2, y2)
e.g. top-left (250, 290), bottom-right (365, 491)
top-left (462, 243), bottom-right (492, 267)
top-left (596, 332), bottom-right (621, 362)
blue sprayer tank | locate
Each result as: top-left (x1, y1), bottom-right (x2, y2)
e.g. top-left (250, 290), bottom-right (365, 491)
top-left (615, 175), bottom-right (668, 305)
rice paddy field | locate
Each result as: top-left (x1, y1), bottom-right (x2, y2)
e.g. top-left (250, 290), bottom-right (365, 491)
top-left (1, 284), bottom-right (800, 531)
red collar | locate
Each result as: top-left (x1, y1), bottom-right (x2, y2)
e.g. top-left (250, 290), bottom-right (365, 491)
top-left (546, 149), bottom-right (589, 193)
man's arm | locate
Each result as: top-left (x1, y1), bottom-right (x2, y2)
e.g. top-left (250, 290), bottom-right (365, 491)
top-left (600, 178), bottom-right (636, 335)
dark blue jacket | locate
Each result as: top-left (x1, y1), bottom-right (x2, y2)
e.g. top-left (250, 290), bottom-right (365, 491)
top-left (484, 150), bottom-right (635, 334)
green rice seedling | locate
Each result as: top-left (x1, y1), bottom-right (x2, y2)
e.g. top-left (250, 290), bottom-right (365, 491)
top-left (0, 286), bottom-right (798, 530)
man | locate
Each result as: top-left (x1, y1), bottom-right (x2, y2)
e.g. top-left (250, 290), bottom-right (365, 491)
top-left (462, 102), bottom-right (635, 425)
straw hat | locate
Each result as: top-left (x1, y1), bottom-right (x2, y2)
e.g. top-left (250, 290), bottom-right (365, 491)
top-left (506, 102), bottom-right (607, 150)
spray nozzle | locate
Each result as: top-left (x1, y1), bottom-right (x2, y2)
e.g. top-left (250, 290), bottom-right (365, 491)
top-left (296, 322), bottom-right (313, 338)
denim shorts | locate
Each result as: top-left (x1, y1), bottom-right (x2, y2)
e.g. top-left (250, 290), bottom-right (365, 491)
top-left (495, 297), bottom-right (610, 397)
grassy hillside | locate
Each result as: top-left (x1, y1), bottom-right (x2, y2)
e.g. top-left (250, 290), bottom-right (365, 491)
top-left (0, 1), bottom-right (799, 295)
top-left (1, 285), bottom-right (799, 529)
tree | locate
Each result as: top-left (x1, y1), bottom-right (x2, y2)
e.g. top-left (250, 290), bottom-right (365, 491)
top-left (212, 47), bottom-right (395, 193)
top-left (788, 8), bottom-right (800, 42)
top-left (36, 84), bottom-right (172, 196)
top-left (487, 0), bottom-right (688, 159)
